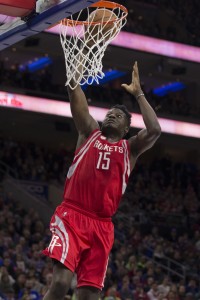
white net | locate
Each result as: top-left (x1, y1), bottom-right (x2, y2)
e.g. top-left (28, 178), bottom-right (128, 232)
top-left (59, 2), bottom-right (127, 89)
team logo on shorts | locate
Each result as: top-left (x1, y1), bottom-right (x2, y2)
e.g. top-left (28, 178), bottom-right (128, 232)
top-left (48, 234), bottom-right (62, 253)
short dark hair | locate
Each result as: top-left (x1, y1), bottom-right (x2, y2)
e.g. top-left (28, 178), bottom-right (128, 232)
top-left (111, 104), bottom-right (132, 127)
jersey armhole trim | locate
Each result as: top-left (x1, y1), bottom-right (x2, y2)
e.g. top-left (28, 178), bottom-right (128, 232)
top-left (74, 129), bottom-right (100, 156)
top-left (124, 139), bottom-right (131, 160)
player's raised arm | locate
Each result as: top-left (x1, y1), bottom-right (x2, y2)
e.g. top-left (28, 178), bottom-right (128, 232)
top-left (67, 78), bottom-right (99, 138)
top-left (122, 62), bottom-right (161, 159)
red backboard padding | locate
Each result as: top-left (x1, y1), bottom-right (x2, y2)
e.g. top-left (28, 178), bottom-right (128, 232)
top-left (0, 0), bottom-right (36, 17)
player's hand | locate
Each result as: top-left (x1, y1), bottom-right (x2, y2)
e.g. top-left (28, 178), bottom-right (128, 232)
top-left (121, 61), bottom-right (143, 98)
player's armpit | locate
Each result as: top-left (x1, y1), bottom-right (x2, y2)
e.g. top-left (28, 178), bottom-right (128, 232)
top-left (129, 127), bottom-right (161, 158)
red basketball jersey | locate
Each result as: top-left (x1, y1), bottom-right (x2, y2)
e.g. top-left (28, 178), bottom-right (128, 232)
top-left (63, 129), bottom-right (131, 218)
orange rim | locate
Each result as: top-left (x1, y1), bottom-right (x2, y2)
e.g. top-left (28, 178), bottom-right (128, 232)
top-left (61, 1), bottom-right (128, 27)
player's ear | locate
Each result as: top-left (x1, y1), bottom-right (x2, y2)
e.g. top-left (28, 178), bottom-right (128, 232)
top-left (124, 126), bottom-right (129, 135)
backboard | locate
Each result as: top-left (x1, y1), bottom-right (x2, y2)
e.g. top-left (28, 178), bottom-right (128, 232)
top-left (0, 0), bottom-right (99, 50)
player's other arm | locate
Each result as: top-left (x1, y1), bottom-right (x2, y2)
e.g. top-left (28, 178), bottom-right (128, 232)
top-left (122, 62), bottom-right (161, 158)
top-left (67, 80), bottom-right (99, 138)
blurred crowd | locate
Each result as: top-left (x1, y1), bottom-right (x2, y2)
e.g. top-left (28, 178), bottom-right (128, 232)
top-left (86, 81), bottom-right (193, 119)
top-left (0, 138), bottom-right (73, 184)
top-left (0, 184), bottom-right (54, 300)
top-left (0, 137), bottom-right (200, 299)
top-left (0, 62), bottom-right (65, 100)
top-left (124, 156), bottom-right (199, 223)
top-left (122, 0), bottom-right (200, 46)
top-left (0, 62), bottom-right (195, 121)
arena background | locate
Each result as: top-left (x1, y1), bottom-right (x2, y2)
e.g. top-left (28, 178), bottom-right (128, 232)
top-left (0, 1), bottom-right (200, 300)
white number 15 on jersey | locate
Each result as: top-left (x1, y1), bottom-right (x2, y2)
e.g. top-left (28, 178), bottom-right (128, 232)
top-left (96, 152), bottom-right (111, 170)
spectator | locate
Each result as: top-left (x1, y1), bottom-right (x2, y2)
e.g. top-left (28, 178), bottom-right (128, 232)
top-left (0, 267), bottom-right (15, 296)
top-left (158, 276), bottom-right (170, 298)
top-left (13, 274), bottom-right (26, 296)
top-left (178, 285), bottom-right (186, 300)
top-left (18, 278), bottom-right (40, 300)
top-left (119, 277), bottom-right (133, 300)
top-left (134, 285), bottom-right (149, 300)
top-left (104, 286), bottom-right (121, 300)
top-left (147, 282), bottom-right (161, 300)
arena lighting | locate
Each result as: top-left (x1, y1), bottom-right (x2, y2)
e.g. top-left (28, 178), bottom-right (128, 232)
top-left (47, 26), bottom-right (200, 64)
top-left (19, 56), bottom-right (52, 72)
top-left (0, 15), bottom-right (200, 63)
top-left (153, 82), bottom-right (186, 97)
top-left (0, 91), bottom-right (200, 139)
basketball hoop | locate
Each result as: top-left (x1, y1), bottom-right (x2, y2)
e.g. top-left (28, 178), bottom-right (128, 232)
top-left (59, 1), bottom-right (128, 89)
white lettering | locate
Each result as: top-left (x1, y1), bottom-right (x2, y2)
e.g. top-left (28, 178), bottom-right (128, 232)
top-left (109, 146), bottom-right (113, 152)
top-left (119, 147), bottom-right (123, 153)
top-left (104, 144), bottom-right (109, 151)
top-left (94, 140), bottom-right (100, 147)
top-left (93, 140), bottom-right (124, 153)
top-left (96, 152), bottom-right (111, 170)
top-left (97, 143), bottom-right (103, 150)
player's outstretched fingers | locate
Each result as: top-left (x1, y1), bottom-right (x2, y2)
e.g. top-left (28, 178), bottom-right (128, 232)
top-left (134, 62), bottom-right (140, 82)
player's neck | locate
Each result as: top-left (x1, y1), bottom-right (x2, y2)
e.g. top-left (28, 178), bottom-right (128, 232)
top-left (101, 127), bottom-right (123, 142)
top-left (103, 133), bottom-right (121, 143)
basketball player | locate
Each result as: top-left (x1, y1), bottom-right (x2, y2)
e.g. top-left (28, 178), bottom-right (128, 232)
top-left (43, 61), bottom-right (161, 300)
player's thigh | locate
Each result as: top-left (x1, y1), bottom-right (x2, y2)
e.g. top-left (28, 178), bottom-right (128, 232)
top-left (51, 259), bottom-right (74, 290)
top-left (77, 220), bottom-right (114, 290)
top-left (78, 286), bottom-right (101, 300)
top-left (43, 206), bottom-right (82, 272)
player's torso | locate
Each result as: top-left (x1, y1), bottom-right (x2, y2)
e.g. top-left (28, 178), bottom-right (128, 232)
top-left (63, 130), bottom-right (130, 217)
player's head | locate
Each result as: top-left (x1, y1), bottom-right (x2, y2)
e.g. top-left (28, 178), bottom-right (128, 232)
top-left (101, 104), bottom-right (131, 138)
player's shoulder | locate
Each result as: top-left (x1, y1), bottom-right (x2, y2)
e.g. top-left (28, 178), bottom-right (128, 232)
top-left (75, 129), bottom-right (101, 155)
